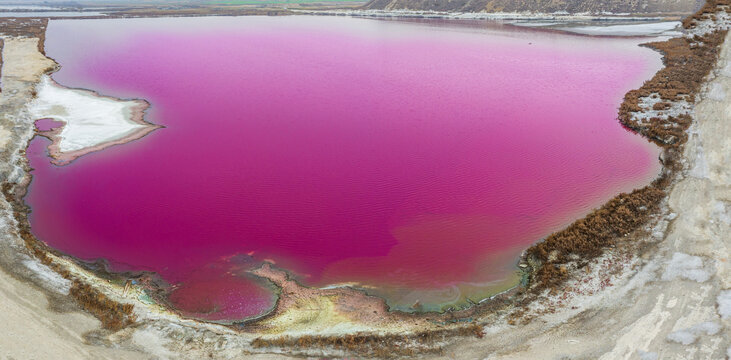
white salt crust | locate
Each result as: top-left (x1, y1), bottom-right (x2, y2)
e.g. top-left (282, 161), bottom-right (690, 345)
top-left (29, 75), bottom-right (149, 154)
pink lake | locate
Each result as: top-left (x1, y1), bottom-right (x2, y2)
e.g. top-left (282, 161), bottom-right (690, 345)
top-left (27, 16), bottom-right (662, 321)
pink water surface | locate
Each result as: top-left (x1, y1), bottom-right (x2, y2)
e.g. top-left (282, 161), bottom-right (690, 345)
top-left (34, 119), bottom-right (64, 132)
top-left (27, 17), bottom-right (662, 320)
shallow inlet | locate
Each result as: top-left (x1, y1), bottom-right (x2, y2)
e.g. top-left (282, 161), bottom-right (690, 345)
top-left (27, 16), bottom-right (662, 321)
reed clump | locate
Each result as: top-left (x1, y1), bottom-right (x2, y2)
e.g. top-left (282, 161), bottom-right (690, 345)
top-left (69, 281), bottom-right (137, 331)
top-left (652, 101), bottom-right (671, 111)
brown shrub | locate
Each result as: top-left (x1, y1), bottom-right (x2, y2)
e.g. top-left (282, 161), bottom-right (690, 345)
top-left (69, 282), bottom-right (137, 331)
top-left (652, 102), bottom-right (671, 111)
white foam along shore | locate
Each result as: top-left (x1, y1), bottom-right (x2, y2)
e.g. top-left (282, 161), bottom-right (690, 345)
top-left (29, 75), bottom-right (159, 164)
top-left (558, 21), bottom-right (682, 36)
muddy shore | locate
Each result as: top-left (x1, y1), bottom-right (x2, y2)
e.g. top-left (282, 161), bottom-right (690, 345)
top-left (0, 4), bottom-right (729, 359)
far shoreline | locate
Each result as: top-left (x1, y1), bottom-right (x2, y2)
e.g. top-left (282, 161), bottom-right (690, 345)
top-left (23, 13), bottom-right (666, 321)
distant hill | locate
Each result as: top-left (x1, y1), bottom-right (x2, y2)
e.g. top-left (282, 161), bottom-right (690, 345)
top-left (363, 0), bottom-right (702, 15)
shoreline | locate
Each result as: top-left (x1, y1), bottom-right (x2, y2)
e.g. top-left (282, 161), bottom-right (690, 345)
top-left (22, 14), bottom-right (667, 321)
top-left (0, 4), bottom-right (729, 358)
top-left (296, 8), bottom-right (678, 21)
top-left (24, 15), bottom-right (665, 321)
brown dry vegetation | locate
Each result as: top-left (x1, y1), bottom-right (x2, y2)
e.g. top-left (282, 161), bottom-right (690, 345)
top-left (69, 282), bottom-right (136, 331)
top-left (526, 177), bottom-right (668, 289)
top-left (652, 101), bottom-right (671, 110)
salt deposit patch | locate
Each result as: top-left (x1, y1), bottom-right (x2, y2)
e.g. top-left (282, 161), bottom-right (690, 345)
top-left (132, 327), bottom-right (175, 359)
top-left (666, 322), bottom-right (721, 345)
top-left (662, 252), bottom-right (712, 283)
top-left (636, 350), bottom-right (658, 360)
top-left (29, 75), bottom-right (155, 161)
top-left (22, 259), bottom-right (71, 295)
top-left (688, 10), bottom-right (731, 37)
top-left (718, 290), bottom-right (731, 319)
top-left (689, 129), bottom-right (709, 179)
top-left (721, 63), bottom-right (731, 77)
top-left (707, 82), bottom-right (727, 101)
top-left (712, 201), bottom-right (730, 225)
